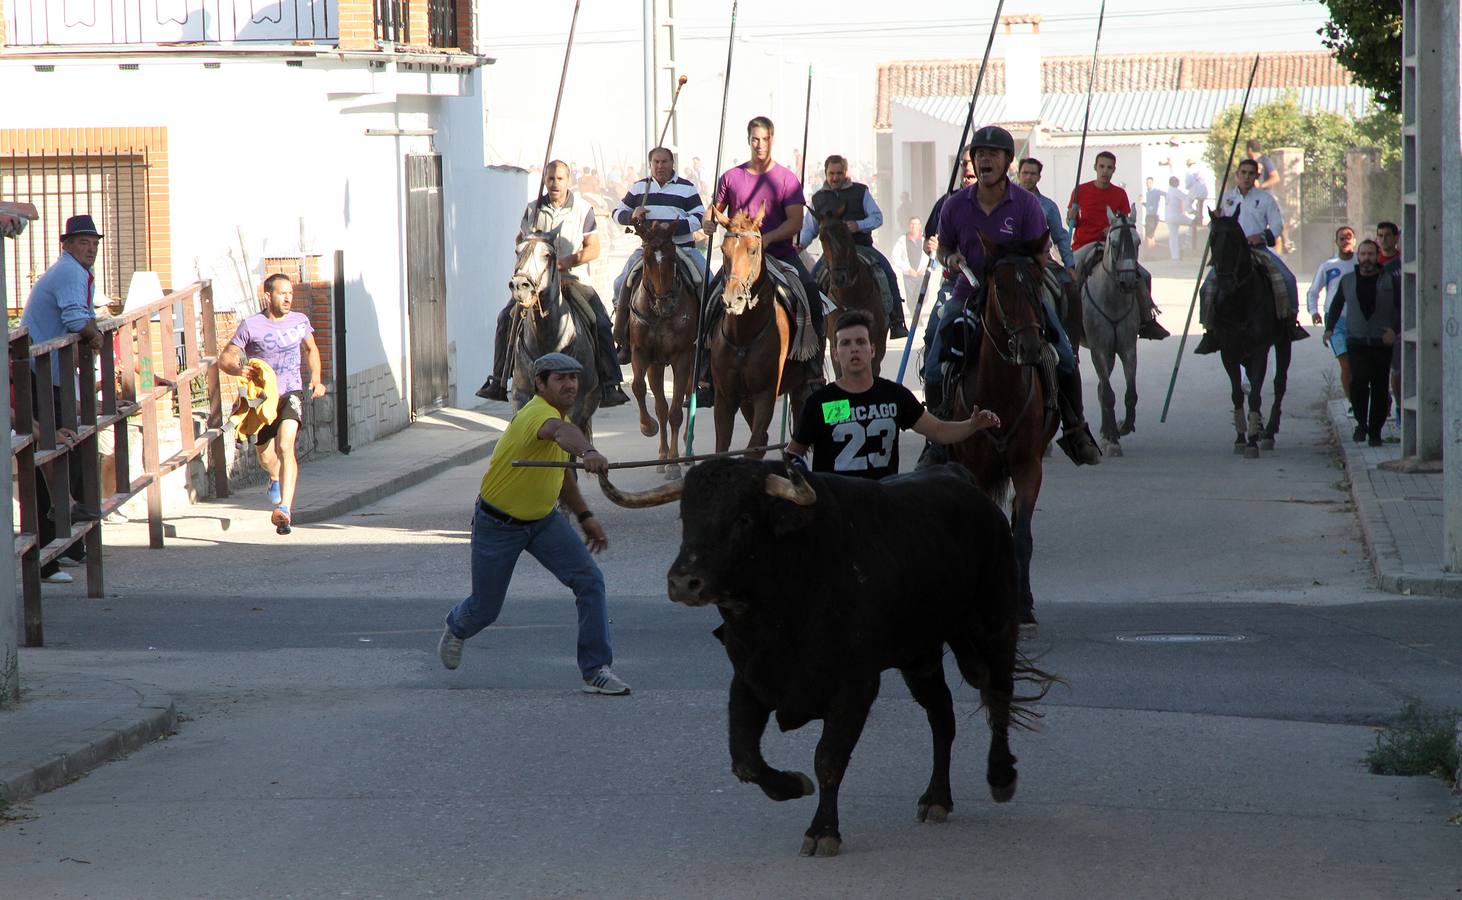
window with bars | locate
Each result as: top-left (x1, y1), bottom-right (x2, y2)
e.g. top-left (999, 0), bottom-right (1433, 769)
top-left (1, 147), bottom-right (152, 314)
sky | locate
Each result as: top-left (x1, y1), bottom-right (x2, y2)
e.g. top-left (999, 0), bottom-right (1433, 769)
top-left (480, 0), bottom-right (1337, 176)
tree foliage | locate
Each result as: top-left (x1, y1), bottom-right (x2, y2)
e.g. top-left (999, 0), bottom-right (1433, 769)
top-left (1318, 0), bottom-right (1403, 114)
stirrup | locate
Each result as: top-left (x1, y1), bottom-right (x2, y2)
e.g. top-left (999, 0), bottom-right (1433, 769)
top-left (1056, 423), bottom-right (1102, 466)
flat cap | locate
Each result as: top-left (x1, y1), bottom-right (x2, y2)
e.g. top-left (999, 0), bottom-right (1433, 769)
top-left (532, 352), bottom-right (584, 377)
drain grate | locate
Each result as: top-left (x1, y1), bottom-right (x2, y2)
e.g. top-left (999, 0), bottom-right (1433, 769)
top-left (1115, 632), bottom-right (1248, 644)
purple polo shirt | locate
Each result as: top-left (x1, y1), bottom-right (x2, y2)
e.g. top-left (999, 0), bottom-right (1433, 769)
top-left (714, 162), bottom-right (806, 261)
top-left (937, 180), bottom-right (1050, 303)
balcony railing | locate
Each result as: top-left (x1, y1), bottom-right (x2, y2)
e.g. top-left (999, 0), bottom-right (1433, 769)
top-left (5, 0), bottom-right (338, 47)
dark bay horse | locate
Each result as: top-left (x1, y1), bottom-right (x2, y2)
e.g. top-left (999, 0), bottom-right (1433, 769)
top-left (815, 206), bottom-right (887, 376)
top-left (509, 234), bottom-right (601, 433)
top-left (1080, 209), bottom-right (1144, 456)
top-left (947, 235), bottom-right (1059, 626)
top-left (1206, 210), bottom-right (1291, 458)
top-left (627, 220), bottom-right (699, 478)
top-left (708, 208), bottom-right (816, 455)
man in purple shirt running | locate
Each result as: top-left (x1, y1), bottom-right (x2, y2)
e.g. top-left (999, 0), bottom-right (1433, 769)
top-left (220, 273), bottom-right (326, 534)
top-left (704, 116), bottom-right (823, 343)
top-left (934, 125), bottom-right (1101, 466)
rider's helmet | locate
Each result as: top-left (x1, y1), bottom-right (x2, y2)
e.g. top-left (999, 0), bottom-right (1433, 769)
top-left (967, 125), bottom-right (1016, 156)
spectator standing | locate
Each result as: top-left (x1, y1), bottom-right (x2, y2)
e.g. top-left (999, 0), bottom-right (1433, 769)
top-left (1184, 161), bottom-right (1210, 249)
top-left (1143, 177), bottom-right (1162, 249)
top-left (1323, 240), bottom-right (1400, 447)
top-left (1309, 225), bottom-right (1357, 395)
top-left (1163, 177), bottom-right (1191, 261)
top-left (892, 216), bottom-right (929, 306)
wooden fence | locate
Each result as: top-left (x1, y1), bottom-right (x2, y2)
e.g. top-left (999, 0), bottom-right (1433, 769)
top-left (9, 280), bottom-right (228, 646)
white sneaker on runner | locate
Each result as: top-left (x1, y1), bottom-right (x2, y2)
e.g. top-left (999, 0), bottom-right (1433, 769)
top-left (43, 570), bottom-right (74, 584)
top-left (437, 625), bottom-right (464, 671)
top-left (581, 666), bottom-right (631, 696)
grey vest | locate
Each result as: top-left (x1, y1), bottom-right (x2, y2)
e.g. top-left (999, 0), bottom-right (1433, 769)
top-left (812, 183), bottom-right (873, 247)
top-left (1340, 271), bottom-right (1399, 343)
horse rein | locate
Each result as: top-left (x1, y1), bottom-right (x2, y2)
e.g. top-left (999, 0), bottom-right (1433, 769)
top-left (514, 234), bottom-right (558, 318)
top-left (1085, 220), bottom-right (1142, 326)
top-left (981, 258), bottom-right (1045, 366)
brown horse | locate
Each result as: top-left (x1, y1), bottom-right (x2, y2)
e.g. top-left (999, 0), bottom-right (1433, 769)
top-left (946, 235), bottom-right (1058, 627)
top-left (815, 206), bottom-right (887, 376)
top-left (627, 220), bottom-right (700, 479)
top-left (708, 208), bottom-right (816, 455)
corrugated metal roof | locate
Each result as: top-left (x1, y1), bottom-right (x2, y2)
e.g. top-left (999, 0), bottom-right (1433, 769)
top-left (891, 86), bottom-right (1375, 135)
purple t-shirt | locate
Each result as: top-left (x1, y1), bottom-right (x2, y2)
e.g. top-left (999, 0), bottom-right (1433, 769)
top-left (937, 181), bottom-right (1049, 303)
top-left (230, 312), bottom-right (314, 393)
top-left (714, 162), bottom-right (806, 261)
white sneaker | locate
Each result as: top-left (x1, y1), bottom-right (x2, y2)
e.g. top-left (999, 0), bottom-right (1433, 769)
top-left (582, 666), bottom-right (631, 696)
top-left (437, 625), bottom-right (464, 670)
top-left (43, 570), bottom-right (74, 584)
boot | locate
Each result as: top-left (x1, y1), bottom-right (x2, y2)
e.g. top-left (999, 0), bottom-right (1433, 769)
top-left (1139, 303), bottom-right (1170, 340)
top-left (889, 303), bottom-right (909, 339)
top-left (613, 284), bottom-right (632, 364)
top-left (1193, 331), bottom-right (1220, 355)
top-left (1054, 367), bottom-right (1102, 466)
top-left (924, 380), bottom-right (945, 414)
top-left (1287, 319), bottom-right (1310, 341)
top-left (476, 376), bottom-right (509, 402)
top-left (601, 383), bottom-right (630, 408)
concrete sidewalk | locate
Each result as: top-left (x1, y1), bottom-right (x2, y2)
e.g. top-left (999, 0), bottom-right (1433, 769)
top-left (1328, 397), bottom-right (1462, 597)
top-left (2, 401), bottom-right (509, 806)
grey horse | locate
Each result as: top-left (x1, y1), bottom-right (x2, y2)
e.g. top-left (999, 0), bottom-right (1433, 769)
top-left (508, 234), bottom-right (601, 434)
top-left (1079, 209), bottom-right (1145, 457)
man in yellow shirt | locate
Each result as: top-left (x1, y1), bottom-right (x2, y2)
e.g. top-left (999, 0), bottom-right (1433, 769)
top-left (437, 352), bottom-right (630, 695)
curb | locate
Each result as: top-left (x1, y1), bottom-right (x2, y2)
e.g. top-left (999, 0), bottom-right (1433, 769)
top-left (0, 687), bottom-right (177, 805)
top-left (1327, 400), bottom-right (1462, 599)
top-left (293, 436), bottom-right (500, 526)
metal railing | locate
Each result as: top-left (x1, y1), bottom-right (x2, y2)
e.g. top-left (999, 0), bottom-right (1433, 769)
top-left (427, 0), bottom-right (458, 49)
top-left (10, 281), bottom-right (228, 647)
top-left (374, 0), bottom-right (409, 44)
top-left (4, 0), bottom-right (338, 46)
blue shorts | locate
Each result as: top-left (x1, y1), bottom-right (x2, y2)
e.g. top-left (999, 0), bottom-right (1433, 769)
top-left (1331, 319), bottom-right (1347, 357)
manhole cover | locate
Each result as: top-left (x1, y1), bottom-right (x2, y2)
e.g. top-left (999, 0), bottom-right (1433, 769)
top-left (1115, 632), bottom-right (1248, 644)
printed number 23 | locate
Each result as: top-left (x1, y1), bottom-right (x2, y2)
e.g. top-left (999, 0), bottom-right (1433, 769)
top-left (832, 420), bottom-right (896, 471)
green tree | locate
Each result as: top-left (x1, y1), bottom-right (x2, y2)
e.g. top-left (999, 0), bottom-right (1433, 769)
top-left (1318, 0), bottom-right (1403, 114)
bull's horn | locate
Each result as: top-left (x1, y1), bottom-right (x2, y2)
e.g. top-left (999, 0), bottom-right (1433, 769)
top-left (597, 473), bottom-right (684, 508)
top-left (764, 471), bottom-right (817, 506)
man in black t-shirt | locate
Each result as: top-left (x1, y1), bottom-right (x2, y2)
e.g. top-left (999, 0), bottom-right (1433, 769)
top-left (788, 309), bottom-right (999, 480)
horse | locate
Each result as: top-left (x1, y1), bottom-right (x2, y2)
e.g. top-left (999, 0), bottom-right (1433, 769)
top-left (707, 207), bottom-right (817, 456)
top-left (626, 220), bottom-right (699, 479)
top-left (945, 234), bottom-right (1059, 627)
top-left (1079, 209), bottom-right (1145, 457)
top-left (814, 205), bottom-right (887, 376)
top-left (508, 234), bottom-right (601, 433)
top-left (1205, 210), bottom-right (1291, 458)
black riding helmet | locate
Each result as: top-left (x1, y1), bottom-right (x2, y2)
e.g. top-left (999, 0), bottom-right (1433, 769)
top-left (968, 125), bottom-right (1015, 155)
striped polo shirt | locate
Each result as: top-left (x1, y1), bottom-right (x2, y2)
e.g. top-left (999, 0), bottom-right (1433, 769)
top-left (613, 175), bottom-right (705, 245)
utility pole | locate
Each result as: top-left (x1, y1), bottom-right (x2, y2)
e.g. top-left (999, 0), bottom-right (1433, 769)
top-left (642, 0), bottom-right (655, 165)
top-left (647, 0), bottom-right (681, 155)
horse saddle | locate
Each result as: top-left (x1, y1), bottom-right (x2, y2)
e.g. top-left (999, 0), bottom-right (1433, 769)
top-left (558, 279), bottom-right (603, 356)
top-left (1077, 243), bottom-right (1105, 283)
top-left (706, 258), bottom-right (818, 363)
top-left (814, 245), bottom-right (897, 323)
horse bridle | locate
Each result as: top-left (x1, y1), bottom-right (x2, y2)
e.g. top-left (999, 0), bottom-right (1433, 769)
top-left (981, 257), bottom-right (1045, 366)
top-left (514, 234), bottom-right (557, 317)
top-left (821, 219), bottom-right (863, 290)
top-left (722, 229), bottom-right (766, 313)
top-left (637, 241), bottom-right (682, 317)
top-left (1100, 218), bottom-right (1141, 288)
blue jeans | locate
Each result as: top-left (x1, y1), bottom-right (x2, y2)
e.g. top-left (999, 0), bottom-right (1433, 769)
top-left (921, 279), bottom-right (958, 384)
top-left (446, 503), bottom-right (612, 679)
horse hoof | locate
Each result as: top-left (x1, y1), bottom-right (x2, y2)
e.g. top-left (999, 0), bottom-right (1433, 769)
top-left (989, 772), bottom-right (1018, 804)
top-left (917, 802), bottom-right (950, 824)
top-left (655, 464), bottom-right (665, 474)
top-left (1119, 422), bottom-right (1136, 436)
top-left (800, 835), bottom-right (841, 858)
top-left (1233, 442), bottom-right (1247, 455)
top-left (1105, 442), bottom-right (1123, 458)
top-left (640, 422), bottom-right (658, 438)
top-left (665, 463), bottom-right (682, 481)
top-left (1244, 446), bottom-right (1260, 459)
top-left (794, 772), bottom-right (816, 797)
top-left (1259, 438), bottom-right (1275, 451)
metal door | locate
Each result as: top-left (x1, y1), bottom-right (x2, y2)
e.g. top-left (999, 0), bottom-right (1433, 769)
top-left (406, 154), bottom-right (448, 414)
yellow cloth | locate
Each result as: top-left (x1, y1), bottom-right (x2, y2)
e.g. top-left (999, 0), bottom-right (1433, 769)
top-left (228, 358), bottom-right (280, 438)
top-left (478, 395), bottom-right (570, 520)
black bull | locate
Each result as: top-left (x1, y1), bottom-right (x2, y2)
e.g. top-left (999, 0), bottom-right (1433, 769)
top-left (599, 458), bottom-right (1054, 857)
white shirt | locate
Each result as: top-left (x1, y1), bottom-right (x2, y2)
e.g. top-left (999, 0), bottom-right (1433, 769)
top-left (1219, 187), bottom-right (1284, 241)
top-left (892, 235), bottom-right (929, 277)
top-left (1306, 254), bottom-right (1356, 318)
top-left (1164, 187), bottom-right (1191, 224)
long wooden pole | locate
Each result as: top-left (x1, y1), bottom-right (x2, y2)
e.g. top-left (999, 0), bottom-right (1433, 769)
top-left (535, 0), bottom-right (583, 219)
top-left (894, 0), bottom-right (1005, 386)
top-left (1159, 53), bottom-right (1263, 423)
top-left (1065, 0), bottom-right (1108, 231)
top-left (513, 442), bottom-right (787, 471)
top-left (685, 0), bottom-right (739, 456)
top-left (783, 64), bottom-right (814, 443)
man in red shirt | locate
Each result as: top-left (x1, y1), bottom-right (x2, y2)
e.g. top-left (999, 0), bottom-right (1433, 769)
top-left (1068, 151), bottom-right (1167, 340)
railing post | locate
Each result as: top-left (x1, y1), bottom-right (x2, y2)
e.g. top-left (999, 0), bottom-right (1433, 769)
top-left (114, 318), bottom-right (136, 501)
top-left (10, 334), bottom-right (42, 647)
top-left (76, 339), bottom-right (103, 599)
top-left (135, 313), bottom-right (164, 549)
top-left (200, 281), bottom-right (229, 499)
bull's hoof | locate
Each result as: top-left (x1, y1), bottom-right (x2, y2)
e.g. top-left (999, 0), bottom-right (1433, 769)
top-left (1105, 441), bottom-right (1123, 458)
top-left (760, 770), bottom-right (815, 802)
top-left (1259, 438), bottom-right (1275, 451)
top-left (794, 772), bottom-right (816, 797)
top-left (640, 420), bottom-right (658, 438)
top-left (989, 772), bottom-right (1018, 804)
top-left (665, 463), bottom-right (682, 481)
top-left (799, 834), bottom-right (841, 858)
top-left (916, 802), bottom-right (951, 823)
top-left (1244, 445), bottom-right (1260, 459)
top-left (1119, 421), bottom-right (1136, 436)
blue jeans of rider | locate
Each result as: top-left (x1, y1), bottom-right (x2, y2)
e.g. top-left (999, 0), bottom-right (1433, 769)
top-left (445, 503), bottom-right (612, 679)
top-left (921, 279), bottom-right (958, 385)
top-left (924, 285), bottom-right (1075, 384)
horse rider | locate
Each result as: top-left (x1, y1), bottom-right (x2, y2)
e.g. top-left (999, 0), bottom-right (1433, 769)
top-left (702, 116), bottom-right (823, 343)
top-left (1193, 157), bottom-right (1308, 354)
top-left (478, 160), bottom-right (630, 407)
top-left (609, 145), bottom-right (706, 363)
top-left (920, 147), bottom-right (976, 402)
top-left (935, 124), bottom-right (1102, 466)
top-left (797, 154), bottom-right (910, 338)
top-left (1067, 151), bottom-right (1169, 340)
top-left (1015, 156), bottom-right (1077, 300)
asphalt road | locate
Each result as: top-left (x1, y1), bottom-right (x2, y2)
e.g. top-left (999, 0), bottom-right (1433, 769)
top-left (5, 263), bottom-right (1461, 899)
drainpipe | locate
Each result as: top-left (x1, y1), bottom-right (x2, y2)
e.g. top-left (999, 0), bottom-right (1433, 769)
top-left (333, 249), bottom-right (350, 454)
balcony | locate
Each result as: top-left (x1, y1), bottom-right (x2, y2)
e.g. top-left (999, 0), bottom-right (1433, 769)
top-left (4, 0), bottom-right (338, 46)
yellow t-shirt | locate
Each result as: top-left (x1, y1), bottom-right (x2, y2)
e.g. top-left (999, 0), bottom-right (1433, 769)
top-left (478, 395), bottom-right (571, 520)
